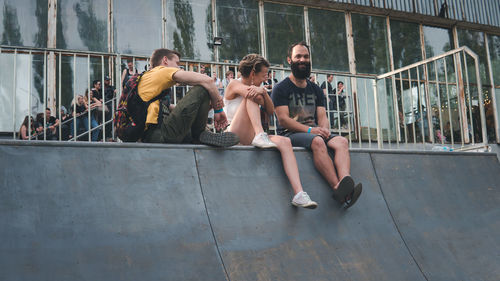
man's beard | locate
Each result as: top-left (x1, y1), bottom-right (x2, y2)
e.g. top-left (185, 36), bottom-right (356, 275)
top-left (290, 61), bottom-right (311, 79)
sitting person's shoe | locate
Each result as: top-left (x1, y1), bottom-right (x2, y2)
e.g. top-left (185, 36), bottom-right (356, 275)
top-left (199, 130), bottom-right (239, 147)
top-left (292, 191), bottom-right (318, 209)
top-left (251, 132), bottom-right (277, 148)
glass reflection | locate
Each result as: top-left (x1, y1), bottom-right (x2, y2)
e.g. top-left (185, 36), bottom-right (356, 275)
top-left (0, 0), bottom-right (47, 47)
top-left (390, 20), bottom-right (421, 69)
top-left (114, 0), bottom-right (161, 55)
top-left (308, 8), bottom-right (348, 72)
top-left (57, 0), bottom-right (107, 52)
top-left (423, 25), bottom-right (453, 58)
top-left (457, 29), bottom-right (488, 83)
top-left (166, 0), bottom-right (213, 61)
top-left (352, 14), bottom-right (389, 74)
top-left (264, 3), bottom-right (304, 65)
top-left (217, 0), bottom-right (259, 63)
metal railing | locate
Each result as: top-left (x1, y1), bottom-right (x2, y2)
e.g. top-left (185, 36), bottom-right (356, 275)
top-left (0, 45), bottom-right (488, 151)
top-left (374, 46), bottom-right (488, 151)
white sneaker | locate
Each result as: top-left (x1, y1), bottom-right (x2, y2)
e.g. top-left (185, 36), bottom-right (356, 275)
top-left (292, 191), bottom-right (318, 209)
top-left (251, 132), bottom-right (277, 148)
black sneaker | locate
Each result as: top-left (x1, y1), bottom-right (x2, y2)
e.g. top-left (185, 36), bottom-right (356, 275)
top-left (199, 131), bottom-right (239, 147)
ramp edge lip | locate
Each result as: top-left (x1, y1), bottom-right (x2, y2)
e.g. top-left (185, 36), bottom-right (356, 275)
top-left (0, 140), bottom-right (495, 156)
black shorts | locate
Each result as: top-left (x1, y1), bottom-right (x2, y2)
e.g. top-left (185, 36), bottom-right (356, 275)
top-left (284, 132), bottom-right (339, 150)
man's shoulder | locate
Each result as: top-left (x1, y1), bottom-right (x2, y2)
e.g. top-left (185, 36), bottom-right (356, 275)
top-left (274, 77), bottom-right (291, 90)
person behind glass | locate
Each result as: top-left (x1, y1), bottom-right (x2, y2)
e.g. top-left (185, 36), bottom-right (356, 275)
top-left (140, 48), bottom-right (239, 147)
top-left (91, 80), bottom-right (102, 101)
top-left (59, 106), bottom-right (71, 140)
top-left (263, 70), bottom-right (278, 93)
top-left (19, 115), bottom-right (36, 140)
top-left (333, 81), bottom-right (347, 128)
top-left (320, 74), bottom-right (334, 96)
top-left (35, 108), bottom-right (59, 140)
top-left (121, 59), bottom-right (138, 89)
top-left (222, 70), bottom-right (234, 88)
top-left (271, 41), bottom-right (362, 207)
top-left (224, 54), bottom-right (318, 209)
top-left (103, 76), bottom-right (116, 141)
top-left (70, 94), bottom-right (100, 141)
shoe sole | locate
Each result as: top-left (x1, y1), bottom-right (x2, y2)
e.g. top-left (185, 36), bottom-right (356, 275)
top-left (292, 202), bottom-right (318, 209)
top-left (345, 183), bottom-right (362, 209)
top-left (199, 131), bottom-right (239, 147)
top-left (332, 176), bottom-right (355, 204)
top-left (252, 143), bottom-right (278, 149)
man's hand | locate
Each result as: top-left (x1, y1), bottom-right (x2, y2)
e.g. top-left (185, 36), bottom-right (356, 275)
top-left (214, 112), bottom-right (228, 131)
top-left (310, 126), bottom-right (330, 139)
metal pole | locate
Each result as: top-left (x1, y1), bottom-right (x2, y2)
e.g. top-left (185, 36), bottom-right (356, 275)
top-left (434, 60), bottom-right (444, 145)
top-left (453, 53), bottom-right (465, 147)
top-left (484, 34), bottom-right (499, 143)
top-left (102, 55), bottom-right (106, 141)
top-left (399, 72), bottom-right (408, 144)
top-left (408, 69), bottom-right (417, 144)
top-left (462, 51), bottom-right (474, 144)
top-left (88, 54), bottom-right (91, 142)
top-left (473, 54), bottom-right (488, 146)
top-left (416, 66), bottom-right (425, 147)
top-left (373, 79), bottom-right (382, 149)
top-left (12, 49), bottom-right (17, 139)
top-left (443, 57), bottom-right (455, 146)
top-left (30, 51), bottom-right (34, 140)
top-left (73, 54), bottom-right (77, 141)
top-left (391, 75), bottom-right (400, 147)
top-left (58, 52), bottom-right (62, 140)
top-left (364, 79), bottom-right (371, 147)
top-left (383, 78), bottom-right (392, 147)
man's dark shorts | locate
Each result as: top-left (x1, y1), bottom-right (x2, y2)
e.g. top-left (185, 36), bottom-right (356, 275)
top-left (284, 132), bottom-right (339, 150)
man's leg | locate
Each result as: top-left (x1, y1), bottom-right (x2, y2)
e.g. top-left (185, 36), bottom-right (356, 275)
top-left (288, 133), bottom-right (340, 190)
top-left (326, 136), bottom-right (351, 182)
top-left (160, 85), bottom-right (211, 143)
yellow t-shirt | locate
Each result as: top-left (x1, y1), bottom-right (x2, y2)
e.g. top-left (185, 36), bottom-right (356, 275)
top-left (138, 66), bottom-right (179, 124)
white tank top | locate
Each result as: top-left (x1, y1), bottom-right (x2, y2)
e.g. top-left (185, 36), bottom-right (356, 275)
top-left (223, 95), bottom-right (243, 124)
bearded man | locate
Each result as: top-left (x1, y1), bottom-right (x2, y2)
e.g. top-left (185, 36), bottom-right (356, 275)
top-left (271, 41), bottom-right (362, 208)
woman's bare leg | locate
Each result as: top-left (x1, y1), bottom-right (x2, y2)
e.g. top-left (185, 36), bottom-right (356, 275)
top-left (269, 135), bottom-right (304, 195)
top-left (227, 99), bottom-right (257, 145)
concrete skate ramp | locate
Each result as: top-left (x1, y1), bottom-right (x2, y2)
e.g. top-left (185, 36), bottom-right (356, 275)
top-left (372, 153), bottom-right (500, 281)
top-left (1, 141), bottom-right (500, 281)
top-left (0, 143), bottom-right (227, 281)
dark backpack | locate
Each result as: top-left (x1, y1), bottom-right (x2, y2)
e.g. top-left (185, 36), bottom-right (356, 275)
top-left (114, 71), bottom-right (168, 142)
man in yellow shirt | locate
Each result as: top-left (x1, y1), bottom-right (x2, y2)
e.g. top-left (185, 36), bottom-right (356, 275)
top-left (140, 48), bottom-right (239, 146)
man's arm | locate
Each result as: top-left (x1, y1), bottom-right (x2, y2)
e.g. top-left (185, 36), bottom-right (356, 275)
top-left (172, 70), bottom-right (222, 109)
top-left (275, 106), bottom-right (329, 138)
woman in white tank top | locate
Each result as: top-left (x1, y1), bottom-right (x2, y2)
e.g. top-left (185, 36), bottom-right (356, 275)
top-left (223, 54), bottom-right (317, 209)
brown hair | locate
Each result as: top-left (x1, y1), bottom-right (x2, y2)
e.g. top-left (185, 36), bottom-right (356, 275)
top-left (238, 54), bottom-right (270, 78)
top-left (287, 41), bottom-right (310, 59)
top-left (150, 48), bottom-right (181, 68)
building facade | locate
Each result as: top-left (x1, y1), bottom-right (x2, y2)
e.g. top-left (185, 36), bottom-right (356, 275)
top-left (1, 0), bottom-right (499, 145)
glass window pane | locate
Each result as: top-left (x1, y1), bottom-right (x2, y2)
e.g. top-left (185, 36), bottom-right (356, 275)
top-left (114, 0), bottom-right (162, 55)
top-left (422, 25), bottom-right (453, 58)
top-left (352, 14), bottom-right (390, 74)
top-left (167, 0), bottom-right (213, 61)
top-left (0, 0), bottom-right (47, 47)
top-left (217, 0), bottom-right (259, 63)
top-left (457, 29), bottom-right (488, 84)
top-left (308, 8), bottom-right (348, 72)
top-left (390, 20), bottom-right (422, 69)
top-left (264, 3), bottom-right (305, 65)
top-left (488, 35), bottom-right (500, 86)
top-left (57, 0), bottom-right (108, 52)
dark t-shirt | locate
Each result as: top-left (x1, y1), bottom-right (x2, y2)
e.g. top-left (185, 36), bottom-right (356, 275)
top-left (92, 89), bottom-right (102, 100)
top-left (38, 116), bottom-right (56, 127)
top-left (320, 81), bottom-right (333, 94)
top-left (271, 77), bottom-right (325, 134)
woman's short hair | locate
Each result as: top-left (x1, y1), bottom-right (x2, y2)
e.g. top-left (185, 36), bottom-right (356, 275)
top-left (238, 54), bottom-right (270, 78)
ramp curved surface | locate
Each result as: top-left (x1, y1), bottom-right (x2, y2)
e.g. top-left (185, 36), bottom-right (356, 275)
top-left (194, 149), bottom-right (425, 281)
top-left (0, 143), bottom-right (226, 281)
top-left (0, 141), bottom-right (499, 281)
top-left (372, 153), bottom-right (500, 281)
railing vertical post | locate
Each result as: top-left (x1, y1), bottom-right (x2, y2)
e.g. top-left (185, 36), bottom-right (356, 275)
top-left (29, 51), bottom-right (34, 140)
top-left (473, 54), bottom-right (488, 146)
top-left (453, 53), bottom-right (466, 147)
top-left (416, 66), bottom-right (425, 148)
top-left (12, 49), bottom-right (17, 140)
top-left (373, 79), bottom-right (382, 149)
top-left (101, 55), bottom-right (106, 141)
top-left (391, 75), bottom-right (400, 146)
top-left (57, 52), bottom-right (61, 141)
top-left (462, 51), bottom-right (474, 144)
top-left (434, 60), bottom-right (444, 145)
top-left (408, 69), bottom-right (417, 144)
top-left (88, 54), bottom-right (91, 142)
top-left (443, 57), bottom-right (455, 147)
top-left (73, 54), bottom-right (77, 141)
top-left (399, 72), bottom-right (408, 144)
top-left (364, 79), bottom-right (371, 147)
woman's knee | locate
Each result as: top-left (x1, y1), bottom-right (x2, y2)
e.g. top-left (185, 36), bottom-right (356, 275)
top-left (273, 136), bottom-right (292, 149)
